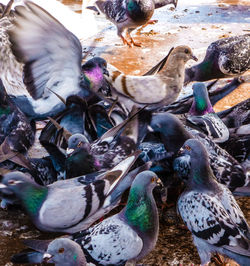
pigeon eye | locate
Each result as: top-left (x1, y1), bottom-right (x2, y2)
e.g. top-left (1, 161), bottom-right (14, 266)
top-left (8, 180), bottom-right (15, 185)
top-left (184, 48), bottom-right (189, 54)
top-left (77, 142), bottom-right (82, 148)
top-left (185, 145), bottom-right (191, 151)
top-left (58, 248), bottom-right (64, 253)
top-left (151, 177), bottom-right (156, 183)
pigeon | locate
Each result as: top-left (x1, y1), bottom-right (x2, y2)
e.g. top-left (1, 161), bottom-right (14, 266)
top-left (185, 34), bottom-right (250, 83)
top-left (41, 106), bottom-right (145, 179)
top-left (176, 139), bottom-right (250, 266)
top-left (90, 0), bottom-right (178, 47)
top-left (160, 77), bottom-right (244, 114)
top-left (150, 112), bottom-right (249, 191)
top-left (104, 46), bottom-right (198, 111)
top-left (11, 170), bottom-right (160, 265)
top-left (217, 98), bottom-right (250, 128)
top-left (11, 238), bottom-right (87, 265)
top-left (186, 82), bottom-right (229, 143)
top-left (0, 151), bottom-right (141, 233)
top-left (220, 124), bottom-right (250, 164)
top-left (0, 79), bottom-right (36, 167)
top-left (6, 1), bottom-right (108, 120)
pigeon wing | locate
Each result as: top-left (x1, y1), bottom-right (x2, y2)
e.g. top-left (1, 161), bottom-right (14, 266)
top-left (8, 1), bottom-right (82, 100)
top-left (178, 191), bottom-right (247, 251)
top-left (81, 215), bottom-right (143, 265)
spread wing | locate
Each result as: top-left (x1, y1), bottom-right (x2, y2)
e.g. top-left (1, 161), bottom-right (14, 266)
top-left (8, 1), bottom-right (82, 100)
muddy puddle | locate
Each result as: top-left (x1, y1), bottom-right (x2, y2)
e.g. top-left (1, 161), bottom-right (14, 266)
top-left (0, 0), bottom-right (250, 265)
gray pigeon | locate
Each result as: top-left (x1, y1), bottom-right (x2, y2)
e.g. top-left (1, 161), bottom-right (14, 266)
top-left (185, 34), bottom-right (250, 83)
top-left (11, 238), bottom-right (87, 265)
top-left (150, 112), bottom-right (249, 192)
top-left (177, 139), bottom-right (250, 266)
top-left (90, 0), bottom-right (178, 47)
top-left (0, 151), bottom-right (141, 233)
top-left (11, 170), bottom-right (161, 265)
top-left (186, 82), bottom-right (229, 143)
top-left (104, 46), bottom-right (198, 111)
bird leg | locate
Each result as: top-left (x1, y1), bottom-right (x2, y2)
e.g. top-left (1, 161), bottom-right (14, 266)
top-left (120, 35), bottom-right (133, 48)
top-left (211, 253), bottom-right (233, 266)
top-left (136, 20), bottom-right (158, 34)
top-left (126, 30), bottom-right (142, 47)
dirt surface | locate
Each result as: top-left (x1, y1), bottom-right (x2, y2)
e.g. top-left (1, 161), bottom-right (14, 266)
top-left (0, 0), bottom-right (250, 265)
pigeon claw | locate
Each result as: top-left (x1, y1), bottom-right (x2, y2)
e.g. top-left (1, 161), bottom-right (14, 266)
top-left (130, 38), bottom-right (142, 47)
top-left (120, 36), bottom-right (133, 48)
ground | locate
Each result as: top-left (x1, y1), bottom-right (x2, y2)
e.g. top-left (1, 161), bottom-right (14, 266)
top-left (0, 0), bottom-right (249, 265)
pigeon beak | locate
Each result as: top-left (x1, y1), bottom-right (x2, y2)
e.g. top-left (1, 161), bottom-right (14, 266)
top-left (103, 67), bottom-right (109, 77)
top-left (66, 148), bottom-right (74, 156)
top-left (177, 147), bottom-right (185, 156)
top-left (42, 253), bottom-right (53, 263)
top-left (147, 125), bottom-right (154, 132)
top-left (0, 184), bottom-right (7, 189)
top-left (156, 178), bottom-right (163, 187)
top-left (191, 54), bottom-right (198, 62)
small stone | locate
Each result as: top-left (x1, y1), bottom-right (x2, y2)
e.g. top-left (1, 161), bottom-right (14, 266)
top-left (20, 230), bottom-right (41, 239)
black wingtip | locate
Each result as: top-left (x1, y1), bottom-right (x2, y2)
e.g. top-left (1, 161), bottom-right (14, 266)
top-left (143, 47), bottom-right (174, 76)
top-left (11, 251), bottom-right (42, 264)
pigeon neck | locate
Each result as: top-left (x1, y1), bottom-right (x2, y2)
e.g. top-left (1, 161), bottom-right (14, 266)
top-left (20, 184), bottom-right (48, 217)
top-left (127, 0), bottom-right (154, 23)
top-left (189, 91), bottom-right (214, 115)
top-left (123, 185), bottom-right (158, 236)
top-left (161, 55), bottom-right (186, 78)
top-left (189, 157), bottom-right (215, 188)
top-left (83, 67), bottom-right (103, 90)
top-left (185, 60), bottom-right (216, 83)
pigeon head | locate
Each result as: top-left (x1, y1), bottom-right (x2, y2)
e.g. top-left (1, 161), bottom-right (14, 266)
top-left (82, 57), bottom-right (109, 91)
top-left (43, 238), bottom-right (86, 266)
top-left (124, 170), bottom-right (161, 234)
top-left (150, 113), bottom-right (192, 154)
top-left (177, 139), bottom-right (214, 185)
top-left (189, 82), bottom-right (214, 115)
top-left (66, 134), bottom-right (100, 177)
top-left (171, 46), bottom-right (198, 63)
top-left (1, 171), bottom-right (48, 216)
top-left (67, 134), bottom-right (90, 156)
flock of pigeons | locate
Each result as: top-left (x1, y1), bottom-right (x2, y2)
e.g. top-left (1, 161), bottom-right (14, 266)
top-left (0, 0), bottom-right (249, 265)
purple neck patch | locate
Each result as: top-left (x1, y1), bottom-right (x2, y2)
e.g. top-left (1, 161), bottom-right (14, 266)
top-left (84, 67), bottom-right (103, 89)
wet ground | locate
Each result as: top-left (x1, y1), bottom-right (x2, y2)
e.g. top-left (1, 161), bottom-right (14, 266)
top-left (1, 0), bottom-right (250, 265)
